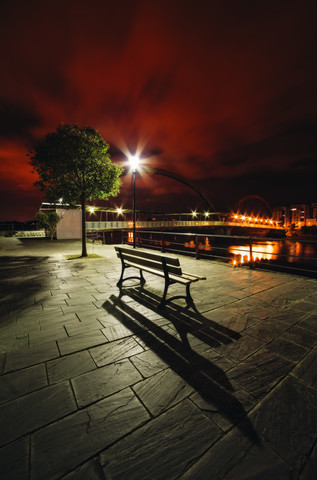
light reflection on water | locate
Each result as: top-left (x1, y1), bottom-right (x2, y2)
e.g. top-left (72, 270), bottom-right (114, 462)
top-left (229, 243), bottom-right (276, 264)
top-left (229, 241), bottom-right (316, 265)
top-left (183, 238), bottom-right (316, 265)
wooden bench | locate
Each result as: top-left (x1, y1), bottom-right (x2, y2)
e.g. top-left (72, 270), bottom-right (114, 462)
top-left (115, 246), bottom-right (206, 309)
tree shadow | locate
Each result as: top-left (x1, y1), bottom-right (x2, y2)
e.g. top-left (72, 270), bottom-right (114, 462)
top-left (0, 255), bottom-right (51, 325)
top-left (103, 285), bottom-right (261, 444)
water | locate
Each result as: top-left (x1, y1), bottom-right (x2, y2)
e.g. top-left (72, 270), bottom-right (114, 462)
top-left (132, 232), bottom-right (317, 271)
top-left (228, 240), bottom-right (317, 267)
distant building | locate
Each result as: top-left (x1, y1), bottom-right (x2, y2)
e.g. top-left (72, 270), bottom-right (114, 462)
top-left (272, 206), bottom-right (290, 227)
top-left (39, 203), bottom-right (81, 239)
top-left (273, 202), bottom-right (317, 228)
top-left (290, 204), bottom-right (310, 227)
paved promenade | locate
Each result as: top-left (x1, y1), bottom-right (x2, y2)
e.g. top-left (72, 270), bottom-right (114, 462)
top-left (0, 237), bottom-right (316, 479)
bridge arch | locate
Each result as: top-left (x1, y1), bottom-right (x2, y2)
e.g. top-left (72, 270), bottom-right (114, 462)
top-left (237, 195), bottom-right (272, 216)
top-left (123, 166), bottom-right (216, 212)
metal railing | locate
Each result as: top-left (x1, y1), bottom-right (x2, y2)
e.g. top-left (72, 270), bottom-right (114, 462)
top-left (120, 230), bottom-right (317, 277)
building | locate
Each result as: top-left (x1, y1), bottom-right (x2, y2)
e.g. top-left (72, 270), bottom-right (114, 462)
top-left (272, 206), bottom-right (290, 227)
top-left (273, 202), bottom-right (317, 228)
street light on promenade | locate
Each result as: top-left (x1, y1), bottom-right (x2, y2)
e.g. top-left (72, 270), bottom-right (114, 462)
top-left (128, 154), bottom-right (140, 248)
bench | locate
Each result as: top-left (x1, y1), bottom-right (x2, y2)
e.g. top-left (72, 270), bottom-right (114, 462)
top-left (115, 246), bottom-right (206, 309)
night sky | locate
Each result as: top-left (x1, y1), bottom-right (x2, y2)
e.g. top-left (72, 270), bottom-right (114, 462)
top-left (1, 0), bottom-right (316, 221)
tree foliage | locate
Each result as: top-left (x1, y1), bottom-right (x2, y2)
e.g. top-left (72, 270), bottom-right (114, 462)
top-left (35, 211), bottom-right (61, 240)
top-left (29, 124), bottom-right (123, 256)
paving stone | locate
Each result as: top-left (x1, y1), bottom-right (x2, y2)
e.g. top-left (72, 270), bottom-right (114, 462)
top-left (31, 388), bottom-right (149, 480)
top-left (0, 363), bottom-right (47, 404)
top-left (212, 333), bottom-right (265, 361)
top-left (72, 358), bottom-right (142, 407)
top-left (61, 304), bottom-right (100, 315)
top-left (179, 422), bottom-right (292, 480)
top-left (203, 305), bottom-right (270, 332)
top-left (65, 295), bottom-right (98, 306)
top-left (0, 354), bottom-right (5, 374)
top-left (102, 323), bottom-right (145, 341)
top-left (299, 441), bottom-right (317, 480)
top-left (0, 381), bottom-right (77, 447)
top-left (0, 436), bottom-right (30, 480)
top-left (0, 336), bottom-right (28, 354)
top-left (227, 348), bottom-right (292, 399)
top-left (89, 337), bottom-right (144, 366)
top-left (244, 319), bottom-right (288, 343)
top-left (290, 347), bottom-right (317, 390)
top-left (39, 313), bottom-right (80, 328)
top-left (29, 327), bottom-right (68, 345)
top-left (250, 376), bottom-right (317, 472)
top-left (133, 368), bottom-right (193, 416)
top-left (265, 336), bottom-right (309, 362)
top-left (298, 313), bottom-right (317, 332)
top-left (130, 348), bottom-right (169, 377)
top-left (57, 331), bottom-right (108, 355)
top-left (280, 324), bottom-right (317, 349)
top-left (61, 458), bottom-right (104, 480)
top-left (4, 341), bottom-right (60, 372)
top-left (100, 399), bottom-right (220, 480)
top-left (47, 350), bottom-right (97, 384)
top-left (65, 320), bottom-right (103, 336)
top-left (97, 316), bottom-right (125, 328)
top-left (190, 380), bottom-right (257, 432)
top-left (267, 306), bottom-right (310, 327)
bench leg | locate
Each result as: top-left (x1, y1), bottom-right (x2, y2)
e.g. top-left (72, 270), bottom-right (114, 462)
top-left (185, 284), bottom-right (199, 312)
top-left (158, 279), bottom-right (170, 309)
top-left (117, 266), bottom-right (146, 288)
top-left (116, 265), bottom-right (125, 287)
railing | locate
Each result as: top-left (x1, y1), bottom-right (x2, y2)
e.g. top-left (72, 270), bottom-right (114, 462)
top-left (121, 230), bottom-right (317, 277)
top-left (86, 219), bottom-right (280, 230)
top-left (15, 230), bottom-right (45, 238)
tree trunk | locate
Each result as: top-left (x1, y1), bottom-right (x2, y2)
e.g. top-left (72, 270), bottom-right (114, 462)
top-left (81, 197), bottom-right (87, 257)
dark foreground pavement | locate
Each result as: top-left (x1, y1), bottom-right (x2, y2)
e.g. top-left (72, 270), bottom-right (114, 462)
top-left (0, 238), bottom-right (316, 479)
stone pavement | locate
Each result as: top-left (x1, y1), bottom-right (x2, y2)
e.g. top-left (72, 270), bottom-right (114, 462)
top-left (0, 238), bottom-right (316, 480)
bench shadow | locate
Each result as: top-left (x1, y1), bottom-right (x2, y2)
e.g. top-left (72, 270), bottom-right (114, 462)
top-left (103, 286), bottom-right (260, 445)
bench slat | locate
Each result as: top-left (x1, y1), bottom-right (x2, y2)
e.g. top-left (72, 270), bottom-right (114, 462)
top-left (115, 246), bottom-right (180, 267)
top-left (123, 259), bottom-right (191, 285)
top-left (182, 271), bottom-right (206, 281)
top-left (116, 248), bottom-right (183, 276)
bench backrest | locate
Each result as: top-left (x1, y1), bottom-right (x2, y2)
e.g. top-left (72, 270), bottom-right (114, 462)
top-left (115, 246), bottom-right (183, 276)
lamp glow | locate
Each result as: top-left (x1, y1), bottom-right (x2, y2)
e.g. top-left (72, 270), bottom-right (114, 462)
top-left (128, 154), bottom-right (140, 172)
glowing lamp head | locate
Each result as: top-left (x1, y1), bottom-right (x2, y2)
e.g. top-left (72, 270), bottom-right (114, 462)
top-left (128, 154), bottom-right (140, 171)
top-left (117, 208), bottom-right (123, 215)
top-left (89, 207), bottom-right (95, 214)
top-left (192, 211), bottom-right (197, 217)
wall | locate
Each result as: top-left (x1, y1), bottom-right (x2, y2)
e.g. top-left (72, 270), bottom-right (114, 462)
top-left (56, 209), bottom-right (81, 239)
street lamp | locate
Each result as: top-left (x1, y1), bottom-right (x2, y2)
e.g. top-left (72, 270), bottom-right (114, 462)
top-left (128, 154), bottom-right (140, 248)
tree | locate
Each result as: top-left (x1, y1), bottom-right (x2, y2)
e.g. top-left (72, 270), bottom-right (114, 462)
top-left (35, 211), bottom-right (61, 240)
top-left (29, 124), bottom-right (123, 256)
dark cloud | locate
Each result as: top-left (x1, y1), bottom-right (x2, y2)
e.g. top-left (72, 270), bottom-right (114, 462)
top-left (0, 101), bottom-right (42, 141)
top-left (0, 0), bottom-right (316, 220)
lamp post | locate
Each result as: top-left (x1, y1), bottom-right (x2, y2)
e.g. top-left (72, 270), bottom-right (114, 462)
top-left (128, 155), bottom-right (140, 248)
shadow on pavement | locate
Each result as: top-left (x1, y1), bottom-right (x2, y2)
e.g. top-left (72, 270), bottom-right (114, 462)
top-left (103, 285), bottom-right (261, 445)
top-left (0, 255), bottom-right (51, 326)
